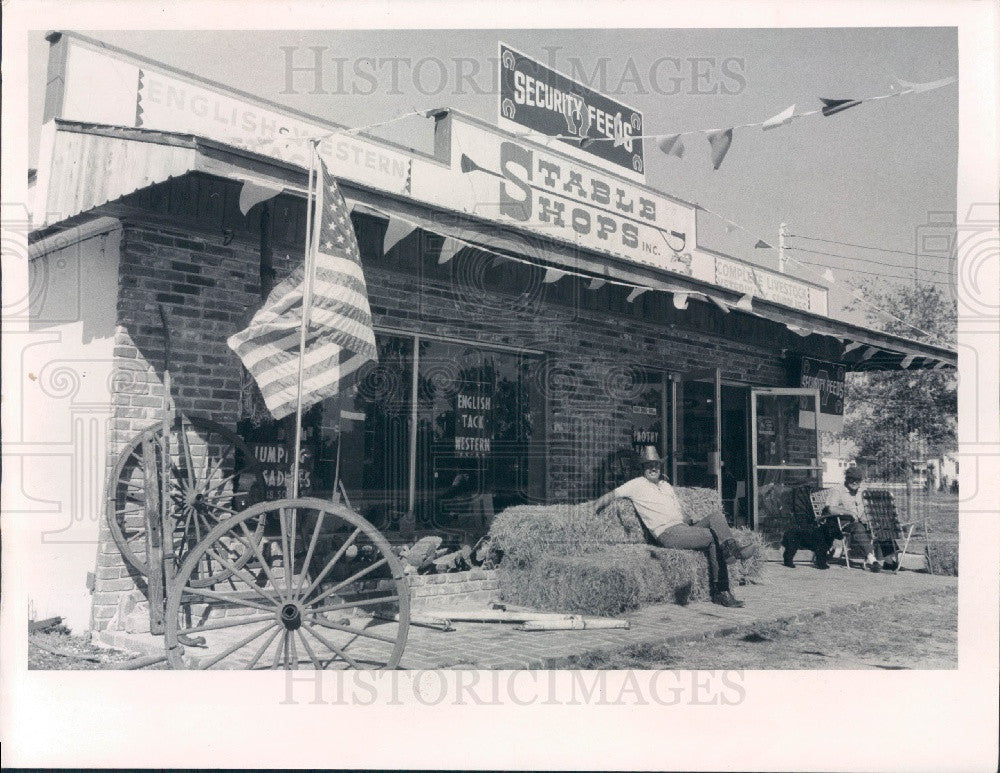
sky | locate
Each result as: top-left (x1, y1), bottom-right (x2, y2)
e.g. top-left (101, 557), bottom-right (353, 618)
top-left (27, 27), bottom-right (959, 324)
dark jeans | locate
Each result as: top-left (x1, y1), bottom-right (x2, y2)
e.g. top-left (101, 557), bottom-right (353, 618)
top-left (656, 512), bottom-right (734, 593)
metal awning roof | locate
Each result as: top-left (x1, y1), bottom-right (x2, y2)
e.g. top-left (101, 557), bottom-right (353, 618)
top-left (30, 119), bottom-right (956, 372)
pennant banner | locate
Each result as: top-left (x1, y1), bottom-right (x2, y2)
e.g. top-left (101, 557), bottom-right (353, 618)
top-left (754, 239), bottom-right (773, 249)
top-left (820, 98), bottom-right (862, 117)
top-left (657, 133), bottom-right (686, 158)
top-left (437, 237), bottom-right (460, 265)
top-left (762, 104), bottom-right (796, 131)
top-left (706, 128), bottom-right (734, 169)
top-left (239, 180), bottom-right (284, 216)
top-left (382, 216), bottom-right (414, 255)
top-left (626, 287), bottom-right (649, 303)
top-left (543, 267), bottom-right (567, 284)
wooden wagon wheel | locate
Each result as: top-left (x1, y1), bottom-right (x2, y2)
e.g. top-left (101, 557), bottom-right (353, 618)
top-left (106, 416), bottom-right (265, 588)
top-left (162, 498), bottom-right (411, 670)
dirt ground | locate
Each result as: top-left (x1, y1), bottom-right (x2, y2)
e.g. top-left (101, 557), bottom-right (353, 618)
top-left (570, 585), bottom-right (957, 670)
top-left (28, 631), bottom-right (151, 670)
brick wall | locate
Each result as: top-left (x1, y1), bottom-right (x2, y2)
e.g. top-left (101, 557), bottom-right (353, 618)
top-left (90, 175), bottom-right (805, 631)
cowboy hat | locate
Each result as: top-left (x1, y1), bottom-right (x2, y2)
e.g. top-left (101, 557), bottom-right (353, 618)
top-left (638, 446), bottom-right (665, 465)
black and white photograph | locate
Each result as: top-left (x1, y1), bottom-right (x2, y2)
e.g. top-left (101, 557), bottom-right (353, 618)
top-left (2, 2), bottom-right (998, 770)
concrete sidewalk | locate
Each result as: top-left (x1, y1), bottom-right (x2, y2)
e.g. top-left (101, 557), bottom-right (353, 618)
top-left (97, 562), bottom-right (956, 669)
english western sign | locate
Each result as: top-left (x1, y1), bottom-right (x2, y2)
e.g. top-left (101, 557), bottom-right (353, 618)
top-left (499, 43), bottom-right (646, 179)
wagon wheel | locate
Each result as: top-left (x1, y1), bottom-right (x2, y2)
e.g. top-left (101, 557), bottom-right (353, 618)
top-left (107, 416), bottom-right (265, 587)
top-left (163, 498), bottom-right (410, 670)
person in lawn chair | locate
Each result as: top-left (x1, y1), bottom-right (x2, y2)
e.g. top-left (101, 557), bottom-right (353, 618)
top-left (593, 446), bottom-right (757, 608)
top-left (782, 466), bottom-right (883, 572)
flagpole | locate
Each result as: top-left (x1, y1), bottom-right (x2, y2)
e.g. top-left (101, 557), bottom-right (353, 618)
top-left (291, 140), bottom-right (319, 499)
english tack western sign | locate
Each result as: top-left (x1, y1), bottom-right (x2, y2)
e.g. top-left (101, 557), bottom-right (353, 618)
top-left (498, 43), bottom-right (646, 179)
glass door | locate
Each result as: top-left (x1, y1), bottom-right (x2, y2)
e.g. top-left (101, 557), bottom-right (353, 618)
top-left (676, 368), bottom-right (722, 495)
top-left (751, 388), bottom-right (823, 543)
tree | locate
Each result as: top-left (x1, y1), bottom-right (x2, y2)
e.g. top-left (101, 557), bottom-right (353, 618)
top-left (840, 283), bottom-right (957, 479)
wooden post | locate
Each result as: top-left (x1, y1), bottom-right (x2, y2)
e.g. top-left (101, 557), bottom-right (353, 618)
top-left (142, 437), bottom-right (165, 635)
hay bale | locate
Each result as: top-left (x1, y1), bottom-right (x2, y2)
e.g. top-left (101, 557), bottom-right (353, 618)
top-left (497, 545), bottom-right (671, 615)
top-left (491, 486), bottom-right (766, 613)
top-left (675, 486), bottom-right (724, 523)
top-left (489, 500), bottom-right (644, 568)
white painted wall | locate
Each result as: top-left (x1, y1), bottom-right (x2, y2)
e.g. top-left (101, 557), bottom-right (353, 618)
top-left (16, 221), bottom-right (121, 632)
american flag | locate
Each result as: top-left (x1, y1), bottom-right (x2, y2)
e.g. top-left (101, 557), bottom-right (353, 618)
top-left (228, 157), bottom-right (377, 420)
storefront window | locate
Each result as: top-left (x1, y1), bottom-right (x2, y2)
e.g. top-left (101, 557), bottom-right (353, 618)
top-left (309, 335), bottom-right (414, 531)
top-left (413, 339), bottom-right (545, 536)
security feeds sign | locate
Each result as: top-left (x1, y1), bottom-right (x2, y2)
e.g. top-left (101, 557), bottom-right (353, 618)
top-left (499, 44), bottom-right (645, 178)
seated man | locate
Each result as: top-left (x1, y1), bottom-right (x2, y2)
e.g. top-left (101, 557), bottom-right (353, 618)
top-left (784, 466), bottom-right (882, 571)
top-left (593, 446), bottom-right (755, 608)
top-left (823, 466), bottom-right (883, 572)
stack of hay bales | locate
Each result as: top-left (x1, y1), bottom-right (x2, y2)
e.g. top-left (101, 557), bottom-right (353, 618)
top-left (490, 487), bottom-right (765, 615)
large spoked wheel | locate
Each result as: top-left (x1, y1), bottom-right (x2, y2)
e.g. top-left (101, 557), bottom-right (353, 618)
top-left (163, 498), bottom-right (411, 670)
top-left (107, 416), bottom-right (265, 587)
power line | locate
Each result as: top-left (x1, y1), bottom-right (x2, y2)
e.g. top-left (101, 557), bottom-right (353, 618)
top-left (785, 232), bottom-right (954, 259)
top-left (786, 246), bottom-right (953, 276)
top-left (791, 258), bottom-right (953, 286)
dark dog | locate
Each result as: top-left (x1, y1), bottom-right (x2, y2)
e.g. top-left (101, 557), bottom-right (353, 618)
top-left (781, 517), bottom-right (844, 569)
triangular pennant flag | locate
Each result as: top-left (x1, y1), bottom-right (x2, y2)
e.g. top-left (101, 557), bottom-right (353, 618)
top-left (657, 134), bottom-right (686, 158)
top-left (821, 268), bottom-right (836, 283)
top-left (706, 128), bottom-right (733, 170)
top-left (588, 278), bottom-right (607, 291)
top-left (543, 267), bottom-right (567, 284)
top-left (754, 239), bottom-right (773, 249)
top-left (843, 341), bottom-right (864, 354)
top-left (894, 76), bottom-right (956, 95)
top-left (735, 293), bottom-right (754, 312)
top-left (671, 292), bottom-right (689, 310)
top-left (861, 346), bottom-right (879, 361)
top-left (761, 104), bottom-right (796, 131)
top-left (350, 202), bottom-right (381, 217)
top-left (787, 324), bottom-right (812, 337)
top-left (238, 180), bottom-right (284, 215)
top-left (383, 216), bottom-right (415, 255)
top-left (899, 354), bottom-right (915, 369)
top-left (437, 237), bottom-right (460, 264)
top-left (626, 287), bottom-right (649, 303)
top-left (490, 254), bottom-right (508, 268)
top-left (933, 360), bottom-right (949, 370)
top-left (709, 295), bottom-right (731, 314)
top-left (820, 98), bottom-right (862, 117)
top-left (725, 222), bottom-right (738, 234)
top-left (579, 137), bottom-right (596, 149)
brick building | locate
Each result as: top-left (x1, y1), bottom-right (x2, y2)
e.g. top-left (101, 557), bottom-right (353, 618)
top-left (25, 32), bottom-right (956, 633)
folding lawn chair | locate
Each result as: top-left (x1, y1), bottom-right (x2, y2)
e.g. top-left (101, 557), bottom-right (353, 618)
top-left (862, 489), bottom-right (919, 573)
top-left (809, 488), bottom-right (861, 568)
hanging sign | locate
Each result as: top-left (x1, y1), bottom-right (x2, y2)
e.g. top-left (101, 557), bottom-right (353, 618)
top-left (454, 390), bottom-right (493, 458)
top-left (798, 356), bottom-right (846, 432)
top-left (498, 43), bottom-right (645, 179)
top-left (248, 442), bottom-right (313, 499)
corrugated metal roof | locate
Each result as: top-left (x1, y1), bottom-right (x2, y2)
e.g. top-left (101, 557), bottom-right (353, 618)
top-left (30, 119), bottom-right (956, 371)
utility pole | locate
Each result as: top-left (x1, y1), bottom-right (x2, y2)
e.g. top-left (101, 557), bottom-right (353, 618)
top-left (778, 222), bottom-right (786, 273)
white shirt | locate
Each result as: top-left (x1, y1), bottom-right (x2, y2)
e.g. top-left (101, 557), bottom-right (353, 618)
top-left (614, 476), bottom-right (686, 536)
